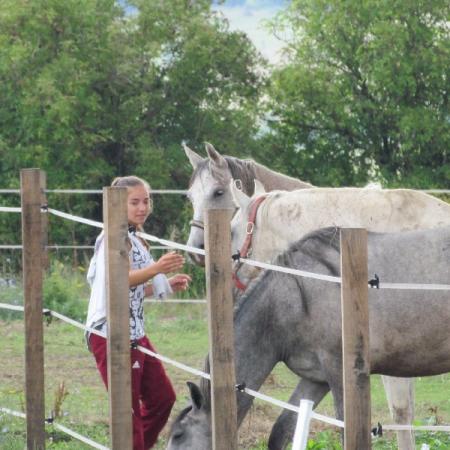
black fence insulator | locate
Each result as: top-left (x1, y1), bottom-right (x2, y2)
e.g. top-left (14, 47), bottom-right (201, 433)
top-left (371, 422), bottom-right (383, 437)
top-left (231, 251), bottom-right (241, 262)
top-left (368, 274), bottom-right (380, 289)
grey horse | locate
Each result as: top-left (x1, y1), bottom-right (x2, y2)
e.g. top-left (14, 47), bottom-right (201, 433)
top-left (167, 226), bottom-right (450, 450)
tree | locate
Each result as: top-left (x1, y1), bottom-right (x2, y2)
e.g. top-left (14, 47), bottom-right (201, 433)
top-left (263, 0), bottom-right (449, 187)
top-left (0, 0), bottom-right (266, 262)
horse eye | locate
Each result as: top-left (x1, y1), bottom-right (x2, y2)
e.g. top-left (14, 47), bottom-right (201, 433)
top-left (173, 430), bottom-right (184, 440)
top-left (214, 189), bottom-right (224, 197)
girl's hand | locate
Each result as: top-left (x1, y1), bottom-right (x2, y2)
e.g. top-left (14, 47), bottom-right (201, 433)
top-left (155, 252), bottom-right (185, 274)
top-left (169, 274), bottom-right (192, 292)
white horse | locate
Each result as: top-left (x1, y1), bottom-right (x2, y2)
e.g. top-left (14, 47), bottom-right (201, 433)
top-left (230, 183), bottom-right (450, 288)
top-left (184, 142), bottom-right (312, 266)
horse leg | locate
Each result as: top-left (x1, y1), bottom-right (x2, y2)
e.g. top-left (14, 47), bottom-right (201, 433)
top-left (382, 376), bottom-right (415, 450)
top-left (325, 367), bottom-right (345, 448)
top-left (268, 379), bottom-right (329, 450)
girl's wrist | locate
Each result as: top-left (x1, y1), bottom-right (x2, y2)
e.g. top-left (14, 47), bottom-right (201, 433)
top-left (149, 262), bottom-right (159, 278)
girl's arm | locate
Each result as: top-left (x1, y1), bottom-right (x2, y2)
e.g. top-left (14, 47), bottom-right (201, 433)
top-left (129, 251), bottom-right (185, 287)
top-left (144, 274), bottom-right (191, 298)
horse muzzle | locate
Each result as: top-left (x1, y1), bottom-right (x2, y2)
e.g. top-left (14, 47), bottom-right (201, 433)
top-left (188, 251), bottom-right (205, 267)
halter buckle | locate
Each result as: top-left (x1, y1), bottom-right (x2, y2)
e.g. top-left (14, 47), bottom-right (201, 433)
top-left (246, 222), bottom-right (254, 234)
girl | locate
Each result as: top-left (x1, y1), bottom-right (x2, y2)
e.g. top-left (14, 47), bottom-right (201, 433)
top-left (86, 176), bottom-right (191, 450)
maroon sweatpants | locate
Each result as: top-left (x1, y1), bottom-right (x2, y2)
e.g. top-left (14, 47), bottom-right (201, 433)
top-left (89, 333), bottom-right (176, 450)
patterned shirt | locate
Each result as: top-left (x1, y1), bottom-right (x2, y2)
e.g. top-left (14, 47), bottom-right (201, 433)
top-left (128, 232), bottom-right (151, 340)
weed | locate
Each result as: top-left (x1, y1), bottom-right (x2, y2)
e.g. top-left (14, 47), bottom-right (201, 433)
top-left (52, 382), bottom-right (69, 420)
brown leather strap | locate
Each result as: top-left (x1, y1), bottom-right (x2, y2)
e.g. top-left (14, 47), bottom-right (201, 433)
top-left (239, 195), bottom-right (267, 258)
top-left (233, 195), bottom-right (267, 291)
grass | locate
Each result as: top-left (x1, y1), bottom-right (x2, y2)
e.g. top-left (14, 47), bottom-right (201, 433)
top-left (1, 281), bottom-right (450, 449)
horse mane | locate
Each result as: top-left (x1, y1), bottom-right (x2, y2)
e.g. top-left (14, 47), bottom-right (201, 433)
top-left (225, 157), bottom-right (257, 195)
top-left (189, 153), bottom-right (312, 195)
top-left (275, 227), bottom-right (341, 277)
top-left (279, 227), bottom-right (341, 276)
top-left (234, 227), bottom-right (342, 317)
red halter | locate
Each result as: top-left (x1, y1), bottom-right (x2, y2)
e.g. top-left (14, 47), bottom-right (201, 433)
top-left (232, 195), bottom-right (267, 291)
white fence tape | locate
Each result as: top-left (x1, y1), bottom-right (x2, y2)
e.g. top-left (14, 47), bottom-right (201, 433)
top-left (45, 208), bottom-right (206, 256)
top-left (144, 299), bottom-right (207, 304)
top-left (0, 406), bottom-right (25, 419)
top-left (0, 303), bottom-right (24, 312)
top-left (137, 230), bottom-right (205, 256)
top-left (1, 189), bottom-right (449, 195)
top-left (240, 256), bottom-right (341, 284)
top-left (240, 256), bottom-right (450, 291)
top-left (51, 422), bottom-right (109, 450)
top-left (0, 206), bottom-right (21, 213)
top-left (47, 208), bottom-right (103, 229)
top-left (0, 189), bottom-right (187, 195)
top-left (0, 407), bottom-right (109, 450)
top-left (0, 245), bottom-right (95, 250)
top-left (0, 245), bottom-right (178, 250)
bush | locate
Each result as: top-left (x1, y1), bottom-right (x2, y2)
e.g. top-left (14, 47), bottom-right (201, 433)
top-left (43, 262), bottom-right (89, 322)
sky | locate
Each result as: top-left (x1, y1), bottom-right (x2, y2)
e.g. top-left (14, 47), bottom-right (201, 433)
top-left (212, 0), bottom-right (288, 64)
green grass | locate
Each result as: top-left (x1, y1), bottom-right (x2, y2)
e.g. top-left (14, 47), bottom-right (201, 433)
top-left (1, 283), bottom-right (450, 449)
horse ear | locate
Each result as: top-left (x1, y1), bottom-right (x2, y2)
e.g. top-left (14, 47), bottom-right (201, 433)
top-left (253, 179), bottom-right (266, 197)
top-left (187, 381), bottom-right (203, 410)
top-left (183, 143), bottom-right (203, 169)
top-left (205, 142), bottom-right (227, 169)
top-left (230, 179), bottom-right (251, 209)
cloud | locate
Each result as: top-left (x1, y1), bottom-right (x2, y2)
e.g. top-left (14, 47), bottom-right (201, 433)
top-left (213, 1), bottom-right (287, 65)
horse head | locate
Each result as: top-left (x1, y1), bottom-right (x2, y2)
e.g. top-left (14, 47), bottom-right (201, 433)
top-left (184, 142), bottom-right (236, 266)
top-left (166, 382), bottom-right (211, 450)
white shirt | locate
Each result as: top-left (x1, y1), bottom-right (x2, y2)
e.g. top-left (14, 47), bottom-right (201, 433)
top-left (85, 231), bottom-right (172, 340)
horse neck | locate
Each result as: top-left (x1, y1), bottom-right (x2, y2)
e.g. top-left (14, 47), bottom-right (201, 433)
top-left (233, 278), bottom-right (279, 424)
top-left (252, 162), bottom-right (313, 192)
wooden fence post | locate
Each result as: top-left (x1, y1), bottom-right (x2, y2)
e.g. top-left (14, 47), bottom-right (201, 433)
top-left (340, 228), bottom-right (371, 450)
top-left (21, 168), bottom-right (46, 450)
top-left (205, 208), bottom-right (238, 450)
top-left (103, 187), bottom-right (133, 450)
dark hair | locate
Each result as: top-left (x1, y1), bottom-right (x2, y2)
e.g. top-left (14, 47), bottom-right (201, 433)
top-left (111, 176), bottom-right (153, 214)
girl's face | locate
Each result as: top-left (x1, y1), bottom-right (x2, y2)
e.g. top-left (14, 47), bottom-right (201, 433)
top-left (127, 185), bottom-right (151, 227)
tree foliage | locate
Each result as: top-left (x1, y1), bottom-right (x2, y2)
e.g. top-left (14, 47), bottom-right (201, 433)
top-left (0, 0), bottom-right (265, 262)
top-left (0, 0), bottom-right (448, 273)
top-left (264, 0), bottom-right (449, 187)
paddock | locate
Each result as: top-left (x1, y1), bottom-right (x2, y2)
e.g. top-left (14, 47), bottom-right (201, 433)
top-left (1, 169), bottom-right (450, 450)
